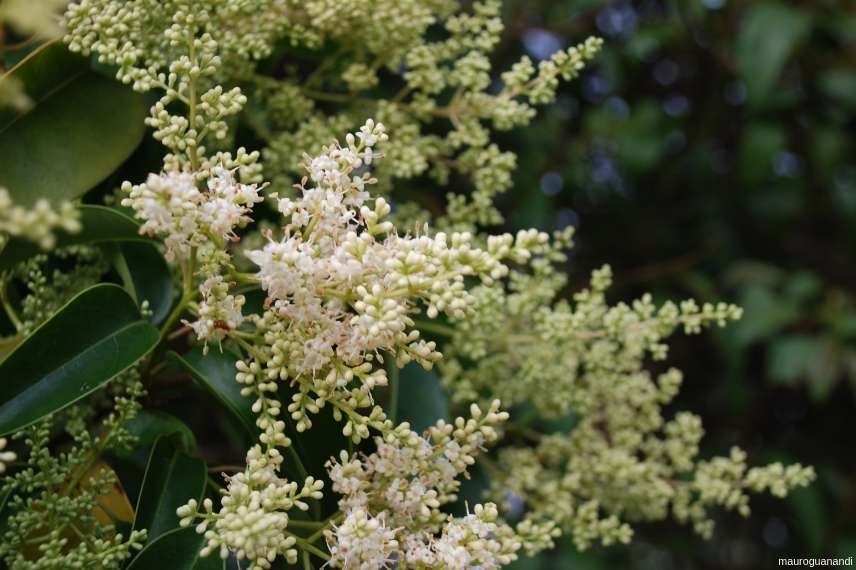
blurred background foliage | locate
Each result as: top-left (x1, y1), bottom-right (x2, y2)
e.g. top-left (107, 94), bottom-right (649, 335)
top-left (490, 0), bottom-right (856, 568)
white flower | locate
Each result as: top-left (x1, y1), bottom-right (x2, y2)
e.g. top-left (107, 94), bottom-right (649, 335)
top-left (186, 276), bottom-right (246, 349)
top-left (0, 438), bottom-right (16, 474)
top-left (327, 509), bottom-right (398, 570)
top-left (122, 166), bottom-right (263, 261)
top-left (179, 446), bottom-right (323, 569)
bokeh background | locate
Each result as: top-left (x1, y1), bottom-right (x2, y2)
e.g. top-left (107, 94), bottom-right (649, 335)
top-left (489, 1), bottom-right (856, 568)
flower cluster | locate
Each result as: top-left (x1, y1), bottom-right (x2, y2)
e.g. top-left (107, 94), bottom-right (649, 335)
top-left (440, 262), bottom-right (745, 418)
top-left (121, 166), bottom-right (263, 262)
top-left (257, 3), bottom-right (603, 233)
top-left (63, 0), bottom-right (601, 233)
top-left (0, 188), bottom-right (81, 250)
top-left (187, 275), bottom-right (246, 347)
top-left (241, 120), bottom-right (547, 437)
top-left (325, 401), bottom-right (538, 569)
top-left (178, 446), bottom-right (324, 568)
top-left (424, 261), bottom-right (817, 550)
top-left (64, 0), bottom-right (264, 179)
top-left (0, 369), bottom-right (147, 569)
top-left (1, 246), bottom-right (109, 337)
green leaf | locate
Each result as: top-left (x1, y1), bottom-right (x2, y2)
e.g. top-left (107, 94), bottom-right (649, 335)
top-left (127, 527), bottom-right (223, 570)
top-left (737, 3), bottom-right (810, 107)
top-left (121, 410), bottom-right (197, 455)
top-left (732, 285), bottom-right (800, 347)
top-left (0, 283), bottom-right (158, 435)
top-left (0, 334), bottom-right (23, 364)
top-left (768, 335), bottom-right (819, 386)
top-left (133, 435), bottom-right (206, 543)
top-left (395, 363), bottom-right (449, 434)
top-left (109, 411), bottom-right (197, 508)
top-left (169, 347), bottom-right (256, 438)
top-left (113, 242), bottom-right (175, 325)
top-left (0, 205), bottom-right (149, 270)
top-left (0, 41), bottom-right (87, 130)
top-left (0, 42), bottom-right (146, 206)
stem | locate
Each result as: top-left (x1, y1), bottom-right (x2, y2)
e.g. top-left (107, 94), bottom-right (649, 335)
top-left (387, 359), bottom-right (400, 425)
top-left (306, 511), bottom-right (343, 544)
top-left (186, 32), bottom-right (200, 171)
top-left (288, 534), bottom-right (330, 561)
top-left (288, 520), bottom-right (325, 529)
top-left (63, 425), bottom-right (121, 497)
top-left (302, 551), bottom-right (314, 570)
top-left (155, 249), bottom-right (197, 347)
top-left (226, 272), bottom-right (260, 285)
top-left (413, 320), bottom-right (456, 337)
top-left (0, 278), bottom-right (22, 331)
top-left (167, 324), bottom-right (192, 342)
top-left (285, 444), bottom-right (311, 488)
top-left (161, 295), bottom-right (191, 342)
top-left (230, 338), bottom-right (315, 517)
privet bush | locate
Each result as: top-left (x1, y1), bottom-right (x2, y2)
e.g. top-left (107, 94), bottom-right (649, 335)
top-left (0, 1), bottom-right (814, 569)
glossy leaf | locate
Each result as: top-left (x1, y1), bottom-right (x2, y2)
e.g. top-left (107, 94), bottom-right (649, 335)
top-left (395, 363), bottom-right (449, 434)
top-left (133, 435), bottom-right (206, 542)
top-left (110, 411), bottom-right (197, 509)
top-left (169, 347), bottom-right (256, 438)
top-left (0, 41), bottom-right (87, 130)
top-left (0, 205), bottom-right (149, 270)
top-left (121, 410), bottom-right (198, 454)
top-left (0, 334), bottom-right (23, 364)
top-left (113, 242), bottom-right (175, 324)
top-left (127, 527), bottom-right (223, 570)
top-left (0, 284), bottom-right (158, 435)
top-left (0, 42), bottom-right (146, 206)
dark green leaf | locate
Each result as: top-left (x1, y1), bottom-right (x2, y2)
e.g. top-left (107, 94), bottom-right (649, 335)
top-left (395, 363), bottom-right (449, 434)
top-left (0, 41), bottom-right (87, 130)
top-left (0, 334), bottom-right (23, 364)
top-left (110, 411), bottom-right (197, 508)
top-left (121, 410), bottom-right (197, 454)
top-left (0, 42), bottom-right (146, 206)
top-left (127, 527), bottom-right (222, 570)
top-left (169, 347), bottom-right (256, 438)
top-left (114, 242), bottom-right (175, 324)
top-left (0, 283), bottom-right (158, 435)
top-left (133, 435), bottom-right (206, 542)
top-left (737, 3), bottom-right (810, 107)
top-left (0, 205), bottom-right (149, 270)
